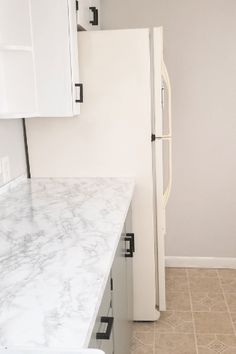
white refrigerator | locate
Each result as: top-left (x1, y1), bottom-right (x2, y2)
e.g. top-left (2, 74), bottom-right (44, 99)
top-left (26, 27), bottom-right (172, 321)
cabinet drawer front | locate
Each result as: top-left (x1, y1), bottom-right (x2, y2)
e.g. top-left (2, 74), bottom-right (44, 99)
top-left (99, 309), bottom-right (113, 354)
top-left (89, 276), bottom-right (112, 348)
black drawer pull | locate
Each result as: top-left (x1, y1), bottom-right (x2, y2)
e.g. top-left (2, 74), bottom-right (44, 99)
top-left (126, 233), bottom-right (135, 253)
top-left (75, 83), bottom-right (83, 103)
top-left (89, 6), bottom-right (99, 26)
top-left (96, 316), bottom-right (114, 340)
top-left (125, 234), bottom-right (134, 258)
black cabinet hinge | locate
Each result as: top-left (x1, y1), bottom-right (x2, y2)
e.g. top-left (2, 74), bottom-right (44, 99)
top-left (76, 0), bottom-right (79, 11)
top-left (151, 134), bottom-right (156, 142)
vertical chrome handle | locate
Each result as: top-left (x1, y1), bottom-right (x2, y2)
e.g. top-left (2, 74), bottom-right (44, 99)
top-left (89, 7), bottom-right (99, 26)
top-left (126, 233), bottom-right (135, 253)
top-left (161, 61), bottom-right (172, 137)
top-left (161, 61), bottom-right (172, 207)
top-left (163, 139), bottom-right (172, 207)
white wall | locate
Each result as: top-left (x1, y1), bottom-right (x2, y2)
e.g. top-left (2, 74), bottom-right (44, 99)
top-left (0, 120), bottom-right (26, 184)
top-left (101, 0), bottom-right (236, 258)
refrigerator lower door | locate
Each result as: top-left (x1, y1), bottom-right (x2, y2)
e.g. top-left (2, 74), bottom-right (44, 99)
top-left (154, 137), bottom-right (167, 311)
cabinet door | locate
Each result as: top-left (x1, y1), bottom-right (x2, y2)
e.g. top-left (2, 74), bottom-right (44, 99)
top-left (124, 207), bottom-right (134, 345)
top-left (99, 308), bottom-right (113, 354)
top-left (31, 0), bottom-right (80, 117)
top-left (89, 276), bottom-right (113, 350)
top-left (89, 210), bottom-right (133, 354)
top-left (77, 0), bottom-right (100, 31)
top-left (0, 0), bottom-right (32, 46)
top-left (77, 0), bottom-right (91, 30)
top-left (68, 0), bottom-right (80, 115)
top-left (112, 226), bottom-right (130, 354)
top-left (0, 0), bottom-right (37, 118)
top-left (88, 0), bottom-right (101, 30)
top-left (0, 50), bottom-right (37, 118)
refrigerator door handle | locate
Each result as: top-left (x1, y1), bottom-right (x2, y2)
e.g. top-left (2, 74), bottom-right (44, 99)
top-left (163, 138), bottom-right (172, 207)
top-left (161, 61), bottom-right (172, 207)
top-left (161, 60), bottom-right (172, 137)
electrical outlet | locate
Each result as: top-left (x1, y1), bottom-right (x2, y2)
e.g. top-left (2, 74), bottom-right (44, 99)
top-left (1, 156), bottom-right (11, 184)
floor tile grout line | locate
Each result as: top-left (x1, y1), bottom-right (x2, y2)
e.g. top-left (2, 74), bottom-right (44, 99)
top-left (132, 326), bottom-right (155, 354)
top-left (132, 323), bottom-right (155, 353)
top-left (186, 268), bottom-right (199, 354)
top-left (134, 330), bottom-right (236, 335)
top-left (153, 320), bottom-right (155, 354)
top-left (132, 268), bottom-right (236, 354)
top-left (216, 269), bottom-right (236, 336)
top-left (156, 309), bottom-right (231, 312)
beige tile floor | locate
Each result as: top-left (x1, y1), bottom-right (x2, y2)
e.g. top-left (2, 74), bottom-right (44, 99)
top-left (132, 268), bottom-right (236, 354)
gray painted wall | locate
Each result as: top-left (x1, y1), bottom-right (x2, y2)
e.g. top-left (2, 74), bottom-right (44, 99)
top-left (0, 120), bottom-right (26, 184)
top-left (101, 0), bottom-right (236, 257)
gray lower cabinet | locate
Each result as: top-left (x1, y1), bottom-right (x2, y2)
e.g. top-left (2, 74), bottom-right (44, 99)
top-left (89, 207), bottom-right (134, 354)
top-left (89, 278), bottom-right (112, 351)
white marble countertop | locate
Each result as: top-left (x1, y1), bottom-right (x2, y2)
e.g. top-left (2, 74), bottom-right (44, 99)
top-left (0, 178), bottom-right (134, 351)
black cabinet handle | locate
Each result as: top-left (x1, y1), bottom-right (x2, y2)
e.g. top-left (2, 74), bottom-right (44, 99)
top-left (96, 316), bottom-right (114, 340)
top-left (126, 233), bottom-right (135, 253)
top-left (89, 6), bottom-right (99, 26)
top-left (75, 83), bottom-right (83, 103)
top-left (125, 233), bottom-right (135, 258)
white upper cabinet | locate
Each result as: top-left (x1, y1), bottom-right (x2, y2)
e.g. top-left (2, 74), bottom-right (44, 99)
top-left (0, 0), bottom-right (101, 119)
top-left (0, 0), bottom-right (37, 118)
top-left (77, 0), bottom-right (101, 31)
top-left (31, 0), bottom-right (80, 117)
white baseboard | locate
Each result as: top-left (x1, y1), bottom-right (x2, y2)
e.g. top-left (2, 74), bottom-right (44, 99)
top-left (165, 256), bottom-right (236, 269)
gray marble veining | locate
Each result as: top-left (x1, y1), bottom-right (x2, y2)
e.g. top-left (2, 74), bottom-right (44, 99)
top-left (0, 178), bottom-right (134, 351)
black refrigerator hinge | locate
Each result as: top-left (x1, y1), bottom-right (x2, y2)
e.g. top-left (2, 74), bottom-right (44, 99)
top-left (151, 134), bottom-right (156, 142)
top-left (151, 134), bottom-right (163, 142)
top-left (76, 0), bottom-right (79, 11)
top-left (110, 277), bottom-right (113, 291)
